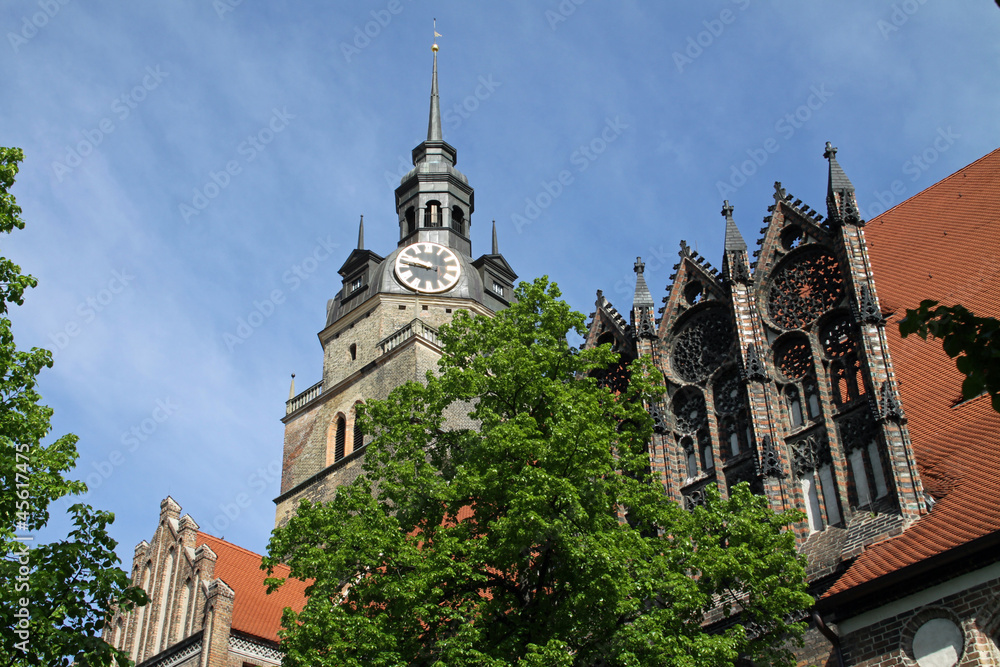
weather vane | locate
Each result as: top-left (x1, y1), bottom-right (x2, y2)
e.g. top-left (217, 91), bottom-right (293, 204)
top-left (432, 18), bottom-right (441, 52)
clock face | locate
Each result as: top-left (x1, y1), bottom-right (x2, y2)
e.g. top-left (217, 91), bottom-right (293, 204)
top-left (394, 242), bottom-right (462, 294)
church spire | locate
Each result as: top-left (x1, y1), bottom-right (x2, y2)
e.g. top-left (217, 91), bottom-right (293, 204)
top-left (722, 200), bottom-right (746, 253)
top-left (357, 215), bottom-right (365, 250)
top-left (632, 257), bottom-right (654, 308)
top-left (825, 142), bottom-right (862, 225)
top-left (427, 24), bottom-right (442, 142)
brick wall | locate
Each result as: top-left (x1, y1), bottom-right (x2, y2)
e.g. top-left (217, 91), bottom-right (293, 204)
top-left (840, 572), bottom-right (1000, 666)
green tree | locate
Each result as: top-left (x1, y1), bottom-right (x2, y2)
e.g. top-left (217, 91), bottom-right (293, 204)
top-left (0, 147), bottom-right (147, 667)
top-left (899, 300), bottom-right (1000, 412)
top-left (265, 278), bottom-right (812, 666)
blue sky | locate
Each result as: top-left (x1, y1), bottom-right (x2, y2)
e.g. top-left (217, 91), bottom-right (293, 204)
top-left (2, 2), bottom-right (998, 567)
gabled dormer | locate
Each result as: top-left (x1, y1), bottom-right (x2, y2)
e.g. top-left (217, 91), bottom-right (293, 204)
top-left (471, 222), bottom-right (518, 310)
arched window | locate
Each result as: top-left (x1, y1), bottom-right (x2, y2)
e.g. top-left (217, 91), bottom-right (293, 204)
top-left (804, 377), bottom-right (821, 419)
top-left (424, 200), bottom-right (442, 227)
top-left (405, 207), bottom-right (416, 234)
top-left (327, 414), bottom-right (347, 466)
top-left (785, 386), bottom-right (804, 428)
top-left (335, 416), bottom-right (346, 462)
top-left (451, 206), bottom-right (465, 235)
top-left (792, 434), bottom-right (842, 533)
top-left (682, 436), bottom-right (697, 479)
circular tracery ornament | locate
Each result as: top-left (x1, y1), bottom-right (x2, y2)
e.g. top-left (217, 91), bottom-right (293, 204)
top-left (670, 307), bottom-right (732, 383)
top-left (821, 315), bottom-right (856, 359)
top-left (774, 335), bottom-right (813, 380)
top-left (766, 249), bottom-right (845, 330)
top-left (672, 387), bottom-right (707, 435)
top-left (713, 369), bottom-right (743, 415)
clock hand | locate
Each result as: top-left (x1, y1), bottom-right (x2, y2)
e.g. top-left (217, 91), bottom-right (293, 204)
top-left (402, 259), bottom-right (434, 269)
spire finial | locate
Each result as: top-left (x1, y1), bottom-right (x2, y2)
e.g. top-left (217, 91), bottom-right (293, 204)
top-left (824, 141), bottom-right (838, 160)
top-left (288, 373), bottom-right (296, 400)
top-left (634, 257), bottom-right (645, 275)
top-left (427, 20), bottom-right (442, 141)
top-left (721, 200), bottom-right (734, 220)
top-left (357, 215), bottom-right (365, 250)
top-left (491, 220), bottom-right (498, 254)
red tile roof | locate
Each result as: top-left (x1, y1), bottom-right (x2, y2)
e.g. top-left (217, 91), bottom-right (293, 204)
top-left (824, 147), bottom-right (1000, 598)
top-left (196, 532), bottom-right (309, 643)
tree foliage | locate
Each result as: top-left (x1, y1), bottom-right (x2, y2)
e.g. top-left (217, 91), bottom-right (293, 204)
top-left (265, 278), bottom-right (812, 666)
top-left (0, 147), bottom-right (148, 667)
top-left (899, 299), bottom-right (1000, 412)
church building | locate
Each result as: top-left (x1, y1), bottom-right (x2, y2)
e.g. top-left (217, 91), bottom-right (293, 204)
top-left (105, 42), bottom-right (1000, 667)
top-left (585, 144), bottom-right (1000, 665)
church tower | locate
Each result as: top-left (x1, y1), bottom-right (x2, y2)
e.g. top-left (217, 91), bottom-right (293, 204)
top-left (275, 43), bottom-right (517, 527)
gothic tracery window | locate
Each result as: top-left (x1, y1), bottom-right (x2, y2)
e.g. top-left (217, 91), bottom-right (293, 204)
top-left (672, 386), bottom-right (707, 436)
top-left (766, 249), bottom-right (845, 330)
top-left (774, 334), bottom-right (819, 430)
top-left (790, 432), bottom-right (842, 532)
top-left (670, 306), bottom-right (732, 384)
top-left (713, 368), bottom-right (751, 459)
top-left (822, 314), bottom-right (866, 405)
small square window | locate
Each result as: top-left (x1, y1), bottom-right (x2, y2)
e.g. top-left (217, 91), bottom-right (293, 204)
top-left (422, 305), bottom-right (428, 311)
top-left (398, 305), bottom-right (406, 310)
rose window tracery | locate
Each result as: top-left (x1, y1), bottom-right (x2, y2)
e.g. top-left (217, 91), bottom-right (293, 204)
top-left (713, 369), bottom-right (743, 415)
top-left (774, 336), bottom-right (813, 380)
top-left (670, 307), bottom-right (732, 383)
top-left (671, 386), bottom-right (707, 435)
top-left (767, 249), bottom-right (845, 330)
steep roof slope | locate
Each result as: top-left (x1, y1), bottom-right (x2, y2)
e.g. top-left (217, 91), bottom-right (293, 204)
top-left (197, 532), bottom-right (309, 642)
top-left (825, 147), bottom-right (1000, 597)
